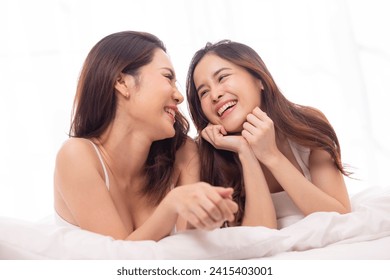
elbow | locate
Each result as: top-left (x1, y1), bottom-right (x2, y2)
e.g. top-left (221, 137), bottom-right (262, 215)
top-left (302, 203), bottom-right (352, 216)
top-left (267, 221), bottom-right (278, 230)
top-left (339, 204), bottom-right (352, 214)
top-left (337, 199), bottom-right (352, 214)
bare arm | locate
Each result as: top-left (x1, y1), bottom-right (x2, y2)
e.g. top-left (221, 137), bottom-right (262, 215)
top-left (54, 139), bottom-right (131, 239)
top-left (264, 149), bottom-right (351, 215)
top-left (126, 183), bottom-right (237, 240)
top-left (175, 138), bottom-right (201, 186)
top-left (243, 107), bottom-right (351, 215)
top-left (202, 125), bottom-right (277, 228)
top-left (238, 146), bottom-right (277, 228)
top-left (174, 138), bottom-right (200, 231)
top-left (174, 138), bottom-right (238, 230)
top-left (54, 138), bottom-right (237, 241)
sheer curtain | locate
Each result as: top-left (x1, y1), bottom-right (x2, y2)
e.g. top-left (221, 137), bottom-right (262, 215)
top-left (1, 0), bottom-right (389, 221)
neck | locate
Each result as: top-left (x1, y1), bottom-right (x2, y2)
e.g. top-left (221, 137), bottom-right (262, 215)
top-left (96, 123), bottom-right (153, 180)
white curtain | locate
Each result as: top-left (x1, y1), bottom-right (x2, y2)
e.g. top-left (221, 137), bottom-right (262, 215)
top-left (1, 0), bottom-right (389, 221)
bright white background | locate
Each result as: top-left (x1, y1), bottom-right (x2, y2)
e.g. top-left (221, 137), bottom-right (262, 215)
top-left (1, 0), bottom-right (389, 222)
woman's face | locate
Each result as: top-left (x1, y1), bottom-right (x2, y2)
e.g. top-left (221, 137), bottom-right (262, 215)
top-left (193, 54), bottom-right (263, 133)
top-left (126, 49), bottom-right (184, 140)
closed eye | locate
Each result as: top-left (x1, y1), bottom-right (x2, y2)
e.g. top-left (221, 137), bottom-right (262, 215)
top-left (218, 74), bottom-right (230, 82)
top-left (199, 89), bottom-right (209, 99)
top-left (164, 73), bottom-right (175, 81)
top-left (161, 67), bottom-right (176, 83)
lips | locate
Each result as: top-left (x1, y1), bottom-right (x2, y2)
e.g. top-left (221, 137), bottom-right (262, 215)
top-left (164, 106), bottom-right (176, 122)
top-left (217, 100), bottom-right (237, 117)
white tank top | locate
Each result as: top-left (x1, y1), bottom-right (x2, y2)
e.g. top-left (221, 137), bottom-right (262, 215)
top-left (89, 140), bottom-right (110, 189)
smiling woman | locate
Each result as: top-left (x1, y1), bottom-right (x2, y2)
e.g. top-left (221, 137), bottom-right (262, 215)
top-left (186, 40), bottom-right (351, 228)
top-left (53, 31), bottom-right (238, 241)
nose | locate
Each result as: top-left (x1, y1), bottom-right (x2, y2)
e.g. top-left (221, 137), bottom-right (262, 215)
top-left (173, 88), bottom-right (184, 104)
top-left (211, 89), bottom-right (223, 103)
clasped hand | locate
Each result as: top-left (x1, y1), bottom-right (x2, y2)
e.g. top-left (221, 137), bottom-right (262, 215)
top-left (169, 182), bottom-right (238, 230)
top-left (201, 107), bottom-right (278, 162)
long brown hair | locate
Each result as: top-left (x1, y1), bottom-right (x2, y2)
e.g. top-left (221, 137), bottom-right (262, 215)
top-left (70, 31), bottom-right (189, 205)
top-left (186, 40), bottom-right (350, 224)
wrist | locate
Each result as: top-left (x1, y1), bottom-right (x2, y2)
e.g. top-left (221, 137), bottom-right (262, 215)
top-left (262, 150), bottom-right (284, 169)
top-left (238, 145), bottom-right (257, 161)
top-left (161, 189), bottom-right (179, 215)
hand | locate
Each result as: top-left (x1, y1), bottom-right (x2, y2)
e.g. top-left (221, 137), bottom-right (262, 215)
top-left (168, 182), bottom-right (238, 230)
top-left (242, 107), bottom-right (279, 163)
top-left (201, 124), bottom-right (250, 155)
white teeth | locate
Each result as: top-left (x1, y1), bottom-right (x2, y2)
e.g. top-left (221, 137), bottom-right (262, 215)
top-left (217, 101), bottom-right (237, 116)
top-left (165, 108), bottom-right (176, 119)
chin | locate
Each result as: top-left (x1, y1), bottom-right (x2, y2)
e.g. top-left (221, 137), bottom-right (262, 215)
top-left (224, 125), bottom-right (243, 134)
top-left (222, 118), bottom-right (245, 134)
top-left (164, 126), bottom-right (176, 139)
top-left (167, 130), bottom-right (176, 138)
top-left (152, 125), bottom-right (176, 141)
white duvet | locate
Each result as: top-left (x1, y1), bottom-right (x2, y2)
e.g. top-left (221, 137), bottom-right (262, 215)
top-left (1, 186), bottom-right (390, 259)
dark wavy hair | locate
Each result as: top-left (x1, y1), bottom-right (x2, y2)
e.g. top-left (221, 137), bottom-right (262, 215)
top-left (70, 31), bottom-right (189, 205)
top-left (186, 40), bottom-right (350, 224)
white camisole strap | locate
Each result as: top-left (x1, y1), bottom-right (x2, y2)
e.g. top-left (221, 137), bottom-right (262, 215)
top-left (287, 139), bottom-right (312, 182)
top-left (88, 140), bottom-right (110, 189)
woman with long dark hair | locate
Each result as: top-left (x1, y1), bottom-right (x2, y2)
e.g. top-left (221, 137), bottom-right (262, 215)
top-left (54, 31), bottom-right (237, 241)
top-left (186, 40), bottom-right (351, 228)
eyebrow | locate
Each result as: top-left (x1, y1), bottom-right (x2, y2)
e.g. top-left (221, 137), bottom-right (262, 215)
top-left (196, 67), bottom-right (231, 93)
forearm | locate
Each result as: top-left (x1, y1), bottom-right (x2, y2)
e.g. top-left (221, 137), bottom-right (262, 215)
top-left (126, 196), bottom-right (177, 241)
top-left (239, 149), bottom-right (277, 229)
top-left (264, 152), bottom-right (350, 215)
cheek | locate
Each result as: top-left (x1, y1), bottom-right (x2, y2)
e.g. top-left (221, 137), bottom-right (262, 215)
top-left (200, 100), bottom-right (213, 120)
top-left (245, 87), bottom-right (262, 108)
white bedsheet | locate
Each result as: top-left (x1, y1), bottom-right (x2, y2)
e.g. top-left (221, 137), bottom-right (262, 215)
top-left (1, 186), bottom-right (390, 259)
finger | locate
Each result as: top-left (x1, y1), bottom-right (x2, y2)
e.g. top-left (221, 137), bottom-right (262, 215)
top-left (241, 129), bottom-right (254, 142)
top-left (211, 124), bottom-right (227, 137)
top-left (190, 204), bottom-right (219, 229)
top-left (219, 125), bottom-right (228, 135)
top-left (252, 107), bottom-right (270, 121)
top-left (247, 110), bottom-right (274, 133)
top-left (209, 126), bottom-right (229, 148)
top-left (214, 187), bottom-right (233, 198)
top-left (206, 189), bottom-right (236, 222)
top-left (202, 125), bottom-right (224, 144)
top-left (246, 113), bottom-right (262, 126)
top-left (202, 126), bottom-right (218, 143)
top-left (225, 200), bottom-right (238, 221)
top-left (185, 211), bottom-right (207, 230)
top-left (242, 121), bottom-right (258, 135)
top-left (198, 195), bottom-right (224, 222)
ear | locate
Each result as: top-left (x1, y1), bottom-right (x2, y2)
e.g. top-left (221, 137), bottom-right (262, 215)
top-left (114, 73), bottom-right (134, 98)
top-left (258, 80), bottom-right (265, 91)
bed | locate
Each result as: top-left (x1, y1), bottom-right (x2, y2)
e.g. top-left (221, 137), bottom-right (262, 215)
top-left (1, 186), bottom-right (390, 260)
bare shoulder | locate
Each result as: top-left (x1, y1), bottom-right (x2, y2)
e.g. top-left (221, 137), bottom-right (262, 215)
top-left (56, 138), bottom-right (95, 165)
top-left (309, 148), bottom-right (334, 167)
top-left (54, 138), bottom-right (102, 185)
top-left (57, 137), bottom-right (94, 153)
